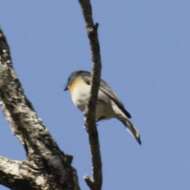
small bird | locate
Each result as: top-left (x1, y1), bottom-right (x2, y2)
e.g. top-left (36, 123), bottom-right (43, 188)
top-left (64, 70), bottom-right (141, 145)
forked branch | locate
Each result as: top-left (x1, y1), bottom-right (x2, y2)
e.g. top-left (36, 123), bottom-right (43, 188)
top-left (0, 28), bottom-right (80, 190)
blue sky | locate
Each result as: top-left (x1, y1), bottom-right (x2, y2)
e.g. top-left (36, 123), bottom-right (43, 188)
top-left (0, 0), bottom-right (190, 189)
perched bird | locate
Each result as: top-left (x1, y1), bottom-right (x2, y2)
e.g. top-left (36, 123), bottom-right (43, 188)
top-left (64, 70), bottom-right (141, 145)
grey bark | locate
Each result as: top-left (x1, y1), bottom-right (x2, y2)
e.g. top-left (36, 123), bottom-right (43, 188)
top-left (0, 29), bottom-right (80, 190)
top-left (0, 0), bottom-right (103, 189)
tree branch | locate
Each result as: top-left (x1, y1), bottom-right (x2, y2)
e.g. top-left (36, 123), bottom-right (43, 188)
top-left (0, 156), bottom-right (27, 189)
top-left (0, 28), bottom-right (80, 190)
top-left (78, 1), bottom-right (102, 190)
top-left (0, 156), bottom-right (44, 190)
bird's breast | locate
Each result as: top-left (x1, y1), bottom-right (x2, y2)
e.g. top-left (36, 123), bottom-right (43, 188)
top-left (69, 77), bottom-right (115, 120)
top-left (69, 77), bottom-right (90, 112)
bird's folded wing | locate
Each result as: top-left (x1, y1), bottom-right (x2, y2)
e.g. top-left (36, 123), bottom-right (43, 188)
top-left (99, 80), bottom-right (132, 119)
top-left (83, 75), bottom-right (132, 118)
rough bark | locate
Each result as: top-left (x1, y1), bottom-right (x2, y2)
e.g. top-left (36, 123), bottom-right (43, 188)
top-left (0, 0), bottom-right (103, 189)
top-left (0, 28), bottom-right (80, 190)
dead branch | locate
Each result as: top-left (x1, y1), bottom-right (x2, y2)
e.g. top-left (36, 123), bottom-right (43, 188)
top-left (0, 28), bottom-right (80, 190)
top-left (78, 1), bottom-right (103, 190)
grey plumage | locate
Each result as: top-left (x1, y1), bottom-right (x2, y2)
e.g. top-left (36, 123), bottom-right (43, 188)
top-left (65, 70), bottom-right (141, 145)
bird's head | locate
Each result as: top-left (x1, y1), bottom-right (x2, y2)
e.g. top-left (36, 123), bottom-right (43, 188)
top-left (64, 70), bottom-right (91, 91)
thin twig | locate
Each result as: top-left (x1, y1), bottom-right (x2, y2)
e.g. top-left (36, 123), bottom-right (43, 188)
top-left (78, 1), bottom-right (102, 190)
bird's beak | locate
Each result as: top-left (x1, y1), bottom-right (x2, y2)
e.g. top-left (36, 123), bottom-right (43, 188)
top-left (64, 86), bottom-right (68, 91)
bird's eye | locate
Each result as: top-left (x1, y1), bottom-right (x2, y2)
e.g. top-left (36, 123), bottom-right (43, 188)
top-left (86, 80), bottom-right (91, 85)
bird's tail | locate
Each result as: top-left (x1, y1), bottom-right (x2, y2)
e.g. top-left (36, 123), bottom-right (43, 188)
top-left (118, 116), bottom-right (141, 145)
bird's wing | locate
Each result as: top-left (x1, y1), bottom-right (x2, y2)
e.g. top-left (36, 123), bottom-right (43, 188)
top-left (99, 80), bottom-right (132, 118)
top-left (83, 75), bottom-right (132, 118)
